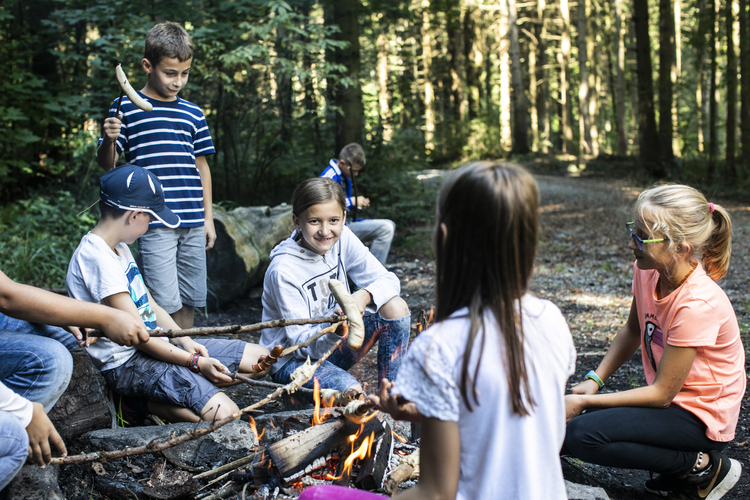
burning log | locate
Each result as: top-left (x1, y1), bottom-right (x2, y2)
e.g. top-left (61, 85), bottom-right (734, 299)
top-left (355, 421), bottom-right (393, 491)
top-left (384, 449), bottom-right (420, 496)
top-left (266, 414), bottom-right (385, 483)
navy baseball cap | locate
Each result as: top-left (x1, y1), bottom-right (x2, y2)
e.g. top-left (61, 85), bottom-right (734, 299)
top-left (99, 164), bottom-right (180, 228)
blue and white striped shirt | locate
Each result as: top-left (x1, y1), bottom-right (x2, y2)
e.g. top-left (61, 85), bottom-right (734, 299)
top-left (100, 92), bottom-right (215, 228)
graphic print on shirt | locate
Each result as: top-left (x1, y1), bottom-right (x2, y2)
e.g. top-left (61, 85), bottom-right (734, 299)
top-left (302, 267), bottom-right (341, 317)
top-left (125, 263), bottom-right (158, 329)
top-left (644, 320), bottom-right (664, 371)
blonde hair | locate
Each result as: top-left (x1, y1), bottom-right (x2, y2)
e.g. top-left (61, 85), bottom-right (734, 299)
top-left (634, 184), bottom-right (732, 281)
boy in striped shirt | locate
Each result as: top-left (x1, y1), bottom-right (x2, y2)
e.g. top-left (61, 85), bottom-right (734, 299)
top-left (97, 22), bottom-right (214, 329)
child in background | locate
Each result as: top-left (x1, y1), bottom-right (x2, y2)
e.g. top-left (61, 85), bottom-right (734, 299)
top-left (67, 165), bottom-right (271, 425)
top-left (261, 177), bottom-right (410, 393)
top-left (320, 143), bottom-right (395, 265)
top-left (97, 21), bottom-right (215, 329)
top-left (563, 185), bottom-right (744, 500)
top-left (300, 162), bottom-right (576, 500)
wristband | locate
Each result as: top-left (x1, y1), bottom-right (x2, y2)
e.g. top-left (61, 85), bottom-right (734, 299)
top-left (585, 370), bottom-right (604, 389)
top-left (187, 353), bottom-right (201, 374)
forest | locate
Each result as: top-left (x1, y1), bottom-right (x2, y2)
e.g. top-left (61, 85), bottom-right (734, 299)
top-left (0, 0), bottom-right (747, 286)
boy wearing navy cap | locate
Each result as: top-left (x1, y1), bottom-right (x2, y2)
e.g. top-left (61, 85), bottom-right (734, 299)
top-left (66, 165), bottom-right (272, 425)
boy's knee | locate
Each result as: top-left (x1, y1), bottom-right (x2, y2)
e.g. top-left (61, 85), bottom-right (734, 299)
top-left (377, 220), bottom-right (396, 240)
top-left (380, 296), bottom-right (409, 320)
top-left (201, 393), bottom-right (239, 421)
top-left (0, 412), bottom-right (29, 490)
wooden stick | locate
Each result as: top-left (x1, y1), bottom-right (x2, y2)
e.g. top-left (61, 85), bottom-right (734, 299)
top-left (50, 340), bottom-right (343, 466)
top-left (86, 315), bottom-right (342, 339)
top-left (193, 453), bottom-right (255, 480)
top-left (281, 322), bottom-right (342, 357)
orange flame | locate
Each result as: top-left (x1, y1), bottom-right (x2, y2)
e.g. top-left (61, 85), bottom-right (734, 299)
top-left (248, 416), bottom-right (265, 441)
top-left (391, 430), bottom-right (407, 443)
top-left (312, 378), bottom-right (323, 425)
top-left (328, 431), bottom-right (376, 480)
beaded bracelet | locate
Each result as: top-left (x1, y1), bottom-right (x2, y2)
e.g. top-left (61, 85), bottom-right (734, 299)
top-left (585, 370), bottom-right (604, 389)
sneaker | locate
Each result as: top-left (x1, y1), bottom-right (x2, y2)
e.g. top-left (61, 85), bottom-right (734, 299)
top-left (645, 473), bottom-right (683, 497)
top-left (666, 450), bottom-right (742, 500)
top-left (112, 393), bottom-right (149, 428)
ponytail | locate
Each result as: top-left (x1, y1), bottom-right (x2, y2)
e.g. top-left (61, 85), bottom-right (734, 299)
top-left (702, 205), bottom-right (732, 281)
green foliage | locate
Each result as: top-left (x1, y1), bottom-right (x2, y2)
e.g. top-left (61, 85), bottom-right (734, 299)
top-left (0, 192), bottom-right (97, 288)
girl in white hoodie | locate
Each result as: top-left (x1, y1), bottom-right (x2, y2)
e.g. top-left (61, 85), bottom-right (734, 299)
top-left (260, 178), bottom-right (410, 392)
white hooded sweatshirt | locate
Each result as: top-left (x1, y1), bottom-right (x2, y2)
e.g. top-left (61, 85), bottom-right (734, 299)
top-left (261, 226), bottom-right (400, 373)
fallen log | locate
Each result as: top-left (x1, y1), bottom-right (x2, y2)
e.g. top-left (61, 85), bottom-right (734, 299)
top-left (355, 421), bottom-right (393, 491)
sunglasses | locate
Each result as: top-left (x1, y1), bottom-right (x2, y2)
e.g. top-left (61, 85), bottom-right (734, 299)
top-left (626, 222), bottom-right (667, 251)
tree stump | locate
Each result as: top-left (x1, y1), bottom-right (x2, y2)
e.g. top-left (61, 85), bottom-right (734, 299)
top-left (206, 204), bottom-right (292, 310)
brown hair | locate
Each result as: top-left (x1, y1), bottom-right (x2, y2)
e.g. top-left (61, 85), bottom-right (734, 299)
top-left (292, 177), bottom-right (347, 216)
top-left (339, 143), bottom-right (366, 168)
top-left (634, 184), bottom-right (732, 281)
top-left (435, 161), bottom-right (539, 416)
top-left (144, 22), bottom-right (193, 67)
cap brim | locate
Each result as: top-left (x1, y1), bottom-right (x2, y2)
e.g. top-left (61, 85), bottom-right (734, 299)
top-left (148, 208), bottom-right (181, 228)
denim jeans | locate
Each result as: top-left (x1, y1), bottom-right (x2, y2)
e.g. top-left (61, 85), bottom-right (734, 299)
top-left (272, 312), bottom-right (410, 392)
top-left (0, 411), bottom-right (28, 490)
top-left (0, 312), bottom-right (79, 351)
top-left (0, 330), bottom-right (73, 490)
top-left (350, 219), bottom-right (395, 265)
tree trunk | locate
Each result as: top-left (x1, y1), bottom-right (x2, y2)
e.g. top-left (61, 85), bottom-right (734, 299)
top-left (578, 0), bottom-right (592, 155)
top-left (588, 7), bottom-right (599, 157)
top-left (614, 0), bottom-right (628, 155)
top-left (672, 0), bottom-right (681, 156)
top-left (694, 0), bottom-right (708, 155)
top-left (529, 25), bottom-right (539, 152)
top-left (464, 8), bottom-right (477, 120)
top-left (508, 0), bottom-right (529, 154)
top-left (559, 0), bottom-right (575, 154)
top-left (535, 0), bottom-right (550, 153)
top-left (499, 4), bottom-right (512, 151)
top-left (726, 0), bottom-right (738, 177)
top-left (741, 0), bottom-right (750, 168)
top-left (708, 0), bottom-right (718, 179)
top-left (325, 0), bottom-right (363, 153)
top-left (376, 25), bottom-right (393, 142)
top-left (658, 0), bottom-right (674, 162)
top-left (421, 1), bottom-right (435, 153)
top-left (633, 0), bottom-right (662, 173)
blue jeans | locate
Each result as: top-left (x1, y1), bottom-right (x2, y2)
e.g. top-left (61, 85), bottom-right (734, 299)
top-left (350, 219), bottom-right (395, 265)
top-left (0, 312), bottom-right (79, 351)
top-left (272, 312), bottom-right (410, 392)
top-left (0, 411), bottom-right (28, 490)
top-left (0, 330), bottom-right (73, 490)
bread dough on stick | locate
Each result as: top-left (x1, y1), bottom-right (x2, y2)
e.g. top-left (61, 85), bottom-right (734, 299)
top-left (328, 279), bottom-right (365, 349)
top-left (115, 64), bottom-right (153, 112)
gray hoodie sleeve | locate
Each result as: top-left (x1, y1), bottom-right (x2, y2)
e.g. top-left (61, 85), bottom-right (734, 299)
top-left (340, 227), bottom-right (400, 309)
top-left (260, 265), bottom-right (342, 368)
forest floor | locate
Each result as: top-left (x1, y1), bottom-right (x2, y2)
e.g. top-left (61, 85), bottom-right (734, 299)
top-left (196, 165), bottom-right (750, 499)
top-left (49, 164), bottom-right (750, 499)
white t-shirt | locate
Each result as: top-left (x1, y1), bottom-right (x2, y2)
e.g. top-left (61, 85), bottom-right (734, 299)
top-left (66, 233), bottom-right (161, 371)
top-left (393, 295), bottom-right (576, 500)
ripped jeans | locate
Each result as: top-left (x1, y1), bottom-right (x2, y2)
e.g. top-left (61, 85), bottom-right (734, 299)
top-left (272, 312), bottom-right (411, 392)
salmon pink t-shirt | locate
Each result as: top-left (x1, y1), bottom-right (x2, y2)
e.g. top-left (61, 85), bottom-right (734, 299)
top-left (632, 262), bottom-right (746, 442)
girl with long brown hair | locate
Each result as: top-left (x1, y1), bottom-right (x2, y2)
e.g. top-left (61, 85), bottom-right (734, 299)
top-left (300, 162), bottom-right (576, 500)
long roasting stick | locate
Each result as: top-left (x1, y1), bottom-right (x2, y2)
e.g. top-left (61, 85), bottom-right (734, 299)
top-left (50, 340), bottom-right (343, 466)
top-left (86, 315), bottom-right (343, 339)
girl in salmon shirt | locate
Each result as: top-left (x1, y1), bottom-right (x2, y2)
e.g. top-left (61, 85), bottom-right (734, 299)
top-left (563, 184), bottom-right (745, 500)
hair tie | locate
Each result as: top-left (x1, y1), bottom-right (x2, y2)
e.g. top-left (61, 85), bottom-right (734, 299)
top-left (709, 202), bottom-right (715, 213)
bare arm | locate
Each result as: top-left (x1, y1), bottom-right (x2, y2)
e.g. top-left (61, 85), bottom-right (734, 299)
top-left (0, 271), bottom-right (148, 345)
top-left (394, 417), bottom-right (460, 500)
top-left (103, 292), bottom-right (231, 383)
top-left (566, 344), bottom-right (697, 421)
top-left (570, 299), bottom-right (642, 396)
top-left (96, 116), bottom-right (122, 170)
top-left (196, 156), bottom-right (216, 250)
